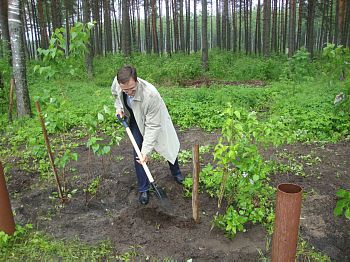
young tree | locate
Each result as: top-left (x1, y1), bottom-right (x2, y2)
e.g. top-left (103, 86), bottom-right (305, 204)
top-left (8, 0), bottom-right (32, 117)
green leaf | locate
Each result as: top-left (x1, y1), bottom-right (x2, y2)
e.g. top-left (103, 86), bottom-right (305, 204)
top-left (253, 174), bottom-right (259, 181)
top-left (98, 113), bottom-right (104, 121)
top-left (336, 189), bottom-right (347, 198)
top-left (345, 209), bottom-right (350, 220)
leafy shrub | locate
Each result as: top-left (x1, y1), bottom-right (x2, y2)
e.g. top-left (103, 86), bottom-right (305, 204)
top-left (334, 189), bottom-right (350, 220)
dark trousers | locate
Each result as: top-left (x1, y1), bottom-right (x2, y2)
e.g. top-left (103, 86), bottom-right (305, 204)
top-left (129, 114), bottom-right (181, 192)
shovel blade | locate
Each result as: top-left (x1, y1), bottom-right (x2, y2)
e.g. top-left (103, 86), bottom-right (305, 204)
top-left (151, 183), bottom-right (173, 214)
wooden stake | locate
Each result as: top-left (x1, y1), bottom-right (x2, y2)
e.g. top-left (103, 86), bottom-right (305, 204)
top-left (8, 78), bottom-right (14, 122)
top-left (192, 144), bottom-right (200, 223)
top-left (35, 101), bottom-right (65, 201)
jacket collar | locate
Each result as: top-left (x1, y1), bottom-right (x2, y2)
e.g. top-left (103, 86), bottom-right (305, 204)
top-left (132, 79), bottom-right (143, 102)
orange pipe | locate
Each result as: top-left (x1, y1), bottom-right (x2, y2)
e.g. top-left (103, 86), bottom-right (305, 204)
top-left (272, 183), bottom-right (302, 262)
top-left (0, 161), bottom-right (16, 235)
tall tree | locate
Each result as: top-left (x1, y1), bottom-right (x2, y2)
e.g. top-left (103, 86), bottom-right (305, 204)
top-left (255, 0), bottom-right (261, 54)
top-left (121, 0), bottom-right (131, 56)
top-left (263, 0), bottom-right (271, 56)
top-left (271, 0), bottom-right (278, 52)
top-left (288, 0), bottom-right (296, 56)
top-left (103, 0), bottom-right (113, 52)
top-left (37, 0), bottom-right (49, 49)
top-left (144, 0), bottom-right (151, 53)
top-left (216, 0), bottom-right (221, 48)
top-left (306, 0), bottom-right (315, 57)
top-left (185, 0), bottom-right (190, 53)
top-left (179, 0), bottom-right (185, 51)
top-left (222, 0), bottom-right (228, 50)
top-left (0, 0), bottom-right (11, 58)
top-left (151, 0), bottom-right (159, 53)
top-left (165, 0), bottom-right (171, 55)
top-left (83, 0), bottom-right (93, 78)
top-left (202, 0), bottom-right (208, 71)
top-left (158, 0), bottom-right (163, 53)
top-left (336, 0), bottom-right (345, 45)
top-left (92, 0), bottom-right (101, 55)
top-left (51, 0), bottom-right (62, 30)
top-left (8, 0), bottom-right (32, 117)
top-left (296, 0), bottom-right (303, 49)
top-left (193, 0), bottom-right (198, 52)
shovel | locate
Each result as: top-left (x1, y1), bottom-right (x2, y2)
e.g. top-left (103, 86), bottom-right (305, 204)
top-left (117, 115), bottom-right (171, 210)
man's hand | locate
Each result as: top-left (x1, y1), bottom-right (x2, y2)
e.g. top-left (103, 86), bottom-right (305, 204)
top-left (136, 154), bottom-right (149, 165)
top-left (117, 111), bottom-right (125, 119)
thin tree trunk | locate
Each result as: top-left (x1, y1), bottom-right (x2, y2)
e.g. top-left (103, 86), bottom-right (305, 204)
top-left (165, 0), bottom-right (171, 55)
top-left (271, 0), bottom-right (278, 52)
top-left (83, 0), bottom-right (93, 78)
top-left (263, 0), bottom-right (271, 56)
top-left (0, 0), bottom-right (11, 59)
top-left (232, 0), bottom-right (237, 52)
top-left (185, 0), bottom-right (190, 53)
top-left (255, 0), bottom-right (261, 54)
top-left (38, 0), bottom-right (49, 49)
top-left (8, 0), bottom-right (32, 117)
top-left (51, 0), bottom-right (62, 30)
top-left (122, 0), bottom-right (131, 56)
top-left (151, 0), bottom-right (159, 53)
top-left (193, 0), bottom-right (198, 52)
top-left (222, 0), bottom-right (228, 50)
top-left (179, 0), bottom-right (185, 51)
top-left (104, 0), bottom-right (113, 53)
top-left (159, 0), bottom-right (163, 53)
top-left (216, 0), bottom-right (221, 48)
top-left (202, 0), bottom-right (208, 71)
top-left (306, 0), bottom-right (315, 57)
top-left (296, 0), bottom-right (303, 49)
top-left (283, 0), bottom-right (288, 53)
top-left (288, 0), bottom-right (296, 56)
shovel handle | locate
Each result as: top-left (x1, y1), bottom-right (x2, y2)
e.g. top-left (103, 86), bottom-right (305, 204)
top-left (117, 116), bottom-right (155, 183)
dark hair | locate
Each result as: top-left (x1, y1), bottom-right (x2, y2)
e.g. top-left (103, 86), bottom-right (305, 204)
top-left (117, 65), bottom-right (137, 84)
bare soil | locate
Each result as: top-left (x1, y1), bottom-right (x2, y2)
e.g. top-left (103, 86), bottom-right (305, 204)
top-left (7, 127), bottom-right (350, 261)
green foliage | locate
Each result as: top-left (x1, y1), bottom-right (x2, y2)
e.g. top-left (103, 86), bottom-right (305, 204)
top-left (322, 43), bottom-right (350, 80)
top-left (334, 189), bottom-right (350, 220)
top-left (281, 47), bottom-right (315, 82)
top-left (34, 22), bottom-right (94, 80)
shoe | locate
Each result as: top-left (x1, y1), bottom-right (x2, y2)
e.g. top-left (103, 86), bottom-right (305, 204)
top-left (139, 191), bottom-right (149, 205)
top-left (173, 173), bottom-right (184, 184)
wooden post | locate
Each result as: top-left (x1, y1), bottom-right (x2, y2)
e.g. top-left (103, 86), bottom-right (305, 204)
top-left (8, 78), bottom-right (14, 122)
top-left (192, 144), bottom-right (200, 223)
top-left (0, 161), bottom-right (16, 235)
top-left (35, 101), bottom-right (65, 201)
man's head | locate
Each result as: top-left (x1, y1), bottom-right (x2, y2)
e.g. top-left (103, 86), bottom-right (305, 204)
top-left (117, 65), bottom-right (138, 96)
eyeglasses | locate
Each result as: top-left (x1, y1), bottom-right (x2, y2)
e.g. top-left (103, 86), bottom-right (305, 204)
top-left (121, 83), bottom-right (137, 94)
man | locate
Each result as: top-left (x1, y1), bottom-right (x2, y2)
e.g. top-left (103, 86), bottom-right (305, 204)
top-left (111, 65), bottom-right (184, 205)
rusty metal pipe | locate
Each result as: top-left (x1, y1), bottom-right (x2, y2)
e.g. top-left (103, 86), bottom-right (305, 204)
top-left (272, 183), bottom-right (302, 262)
top-left (0, 161), bottom-right (16, 235)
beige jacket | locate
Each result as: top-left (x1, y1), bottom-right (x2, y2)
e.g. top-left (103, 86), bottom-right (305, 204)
top-left (111, 77), bottom-right (180, 164)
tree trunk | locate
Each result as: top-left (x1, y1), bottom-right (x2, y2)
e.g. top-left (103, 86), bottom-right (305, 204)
top-left (296, 0), bottom-right (303, 49)
top-left (232, 0), bottom-right (237, 52)
top-left (255, 0), bottom-right (261, 54)
top-left (165, 0), bottom-right (171, 55)
top-left (263, 0), bottom-right (271, 56)
top-left (288, 0), bottom-right (296, 57)
top-left (306, 0), bottom-right (315, 57)
top-left (185, 0), bottom-right (190, 53)
top-left (37, 0), bottom-right (49, 49)
top-left (222, 0), bottom-right (228, 50)
top-left (172, 0), bottom-right (180, 52)
top-left (104, 0), bottom-right (113, 53)
top-left (179, 0), bottom-right (185, 51)
top-left (144, 0), bottom-right (151, 53)
top-left (159, 0), bottom-right (163, 53)
top-left (193, 0), bottom-right (198, 52)
top-left (51, 0), bottom-right (62, 30)
top-left (122, 0), bottom-right (131, 56)
top-left (0, 0), bottom-right (11, 59)
top-left (337, 0), bottom-right (345, 45)
top-left (271, 0), bottom-right (278, 52)
top-left (202, 0), bottom-right (208, 71)
top-left (8, 0), bottom-right (32, 117)
top-left (216, 0), bottom-right (221, 48)
top-left (92, 0), bottom-right (101, 55)
top-left (151, 0), bottom-right (159, 54)
top-left (83, 0), bottom-right (93, 78)
top-left (283, 0), bottom-right (288, 53)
